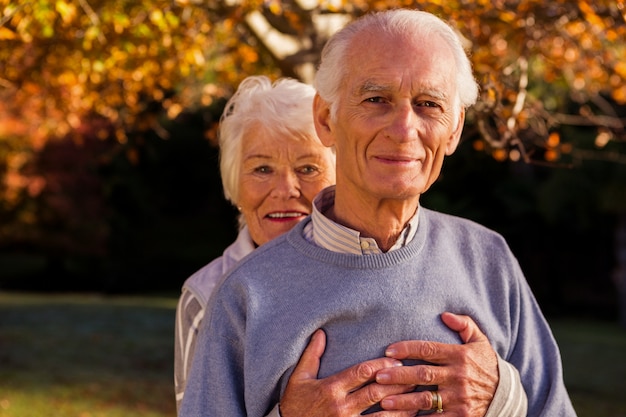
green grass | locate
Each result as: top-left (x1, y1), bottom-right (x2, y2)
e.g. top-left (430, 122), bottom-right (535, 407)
top-left (0, 292), bottom-right (624, 417)
top-left (0, 292), bottom-right (177, 417)
top-left (551, 318), bottom-right (626, 416)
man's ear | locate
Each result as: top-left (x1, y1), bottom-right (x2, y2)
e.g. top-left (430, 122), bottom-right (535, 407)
top-left (313, 93), bottom-right (335, 147)
top-left (445, 108), bottom-right (465, 156)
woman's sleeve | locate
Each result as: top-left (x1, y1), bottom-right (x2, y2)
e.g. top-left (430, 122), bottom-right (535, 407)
top-left (174, 290), bottom-right (204, 412)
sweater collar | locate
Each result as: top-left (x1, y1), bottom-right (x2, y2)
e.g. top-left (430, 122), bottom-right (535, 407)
top-left (305, 186), bottom-right (419, 255)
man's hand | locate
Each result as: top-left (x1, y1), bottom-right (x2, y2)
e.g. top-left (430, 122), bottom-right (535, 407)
top-left (375, 312), bottom-right (498, 416)
top-left (279, 329), bottom-right (415, 417)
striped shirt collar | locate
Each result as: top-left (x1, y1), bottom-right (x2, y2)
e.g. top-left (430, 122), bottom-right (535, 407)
top-left (303, 186), bottom-right (419, 255)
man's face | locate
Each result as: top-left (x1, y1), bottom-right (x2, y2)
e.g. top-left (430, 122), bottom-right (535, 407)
top-left (315, 31), bottom-right (464, 204)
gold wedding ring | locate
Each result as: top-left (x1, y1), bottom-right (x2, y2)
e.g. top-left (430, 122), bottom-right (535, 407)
top-left (431, 390), bottom-right (443, 413)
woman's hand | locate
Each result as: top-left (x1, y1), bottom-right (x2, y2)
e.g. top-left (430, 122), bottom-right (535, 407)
top-left (279, 329), bottom-right (416, 417)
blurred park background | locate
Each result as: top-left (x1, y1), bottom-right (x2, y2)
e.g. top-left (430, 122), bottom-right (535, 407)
top-left (1, 0), bottom-right (626, 416)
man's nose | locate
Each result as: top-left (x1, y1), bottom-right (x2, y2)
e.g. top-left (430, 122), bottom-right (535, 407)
top-left (385, 103), bottom-right (419, 142)
top-left (270, 171), bottom-right (301, 199)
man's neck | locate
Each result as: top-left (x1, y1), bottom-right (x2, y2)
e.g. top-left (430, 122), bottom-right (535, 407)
top-left (329, 191), bottom-right (419, 252)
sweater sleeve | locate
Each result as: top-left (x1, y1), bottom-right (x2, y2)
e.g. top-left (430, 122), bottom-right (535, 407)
top-left (484, 354), bottom-right (527, 417)
top-left (174, 289), bottom-right (204, 412)
top-left (502, 244), bottom-right (577, 417)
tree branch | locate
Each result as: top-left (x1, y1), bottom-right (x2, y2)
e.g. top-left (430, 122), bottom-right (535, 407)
top-left (76, 0), bottom-right (106, 43)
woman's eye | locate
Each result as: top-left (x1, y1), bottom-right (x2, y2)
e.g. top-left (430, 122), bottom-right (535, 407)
top-left (298, 165), bottom-right (319, 175)
top-left (254, 166), bottom-right (272, 174)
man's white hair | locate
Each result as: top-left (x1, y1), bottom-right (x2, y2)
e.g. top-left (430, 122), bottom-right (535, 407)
top-left (314, 9), bottom-right (479, 126)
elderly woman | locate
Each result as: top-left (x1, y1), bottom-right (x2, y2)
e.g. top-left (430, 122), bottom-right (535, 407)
top-left (174, 75), bottom-right (336, 410)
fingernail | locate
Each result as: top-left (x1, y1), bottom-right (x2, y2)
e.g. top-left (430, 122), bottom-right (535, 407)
top-left (385, 347), bottom-right (397, 357)
top-left (380, 398), bottom-right (394, 409)
top-left (376, 372), bottom-right (390, 383)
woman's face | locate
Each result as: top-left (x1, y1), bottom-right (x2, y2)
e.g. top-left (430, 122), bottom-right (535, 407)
top-left (237, 126), bottom-right (335, 246)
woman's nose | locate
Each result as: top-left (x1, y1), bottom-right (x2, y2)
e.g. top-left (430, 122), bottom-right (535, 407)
top-left (270, 171), bottom-right (301, 199)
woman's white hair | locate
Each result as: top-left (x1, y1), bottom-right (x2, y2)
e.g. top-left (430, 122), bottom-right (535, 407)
top-left (314, 9), bottom-right (479, 126)
top-left (218, 75), bottom-right (324, 206)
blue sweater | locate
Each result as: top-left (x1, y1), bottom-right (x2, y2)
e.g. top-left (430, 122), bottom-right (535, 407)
top-left (181, 208), bottom-right (575, 417)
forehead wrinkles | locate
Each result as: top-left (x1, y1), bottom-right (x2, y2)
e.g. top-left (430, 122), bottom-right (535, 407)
top-left (344, 32), bottom-right (455, 104)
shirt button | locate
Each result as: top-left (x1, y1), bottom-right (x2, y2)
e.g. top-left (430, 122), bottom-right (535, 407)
top-left (360, 241), bottom-right (370, 249)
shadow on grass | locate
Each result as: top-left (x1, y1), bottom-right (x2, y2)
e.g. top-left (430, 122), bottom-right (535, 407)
top-left (0, 292), bottom-right (177, 417)
top-left (1, 292), bottom-right (625, 417)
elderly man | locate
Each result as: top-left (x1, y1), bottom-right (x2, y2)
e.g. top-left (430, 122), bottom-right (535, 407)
top-left (180, 9), bottom-right (576, 417)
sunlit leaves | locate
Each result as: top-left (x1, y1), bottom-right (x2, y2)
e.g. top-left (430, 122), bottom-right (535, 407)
top-left (1, 0), bottom-right (625, 173)
top-left (55, 0), bottom-right (77, 25)
top-left (388, 0), bottom-right (626, 166)
top-left (444, 0), bottom-right (626, 164)
top-left (0, 0), bottom-right (624, 257)
top-left (2, 0), bottom-right (222, 146)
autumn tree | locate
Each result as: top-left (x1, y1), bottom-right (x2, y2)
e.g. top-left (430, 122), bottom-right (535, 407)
top-left (1, 0), bottom-right (625, 306)
top-left (0, 0), bottom-right (278, 266)
top-left (2, 0), bottom-right (624, 181)
top-left (2, 0), bottom-right (625, 169)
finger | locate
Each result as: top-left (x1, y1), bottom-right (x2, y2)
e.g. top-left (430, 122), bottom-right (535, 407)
top-left (384, 339), bottom-right (450, 363)
top-left (349, 382), bottom-right (416, 410)
top-left (380, 390), bottom-right (437, 412)
top-left (441, 312), bottom-right (488, 344)
top-left (384, 313), bottom-right (489, 362)
top-left (335, 357), bottom-right (405, 393)
top-left (376, 363), bottom-right (444, 386)
top-left (290, 329), bottom-right (326, 381)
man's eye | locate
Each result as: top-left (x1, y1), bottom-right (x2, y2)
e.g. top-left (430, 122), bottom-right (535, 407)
top-left (417, 101), bottom-right (440, 108)
top-left (365, 96), bottom-right (385, 103)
